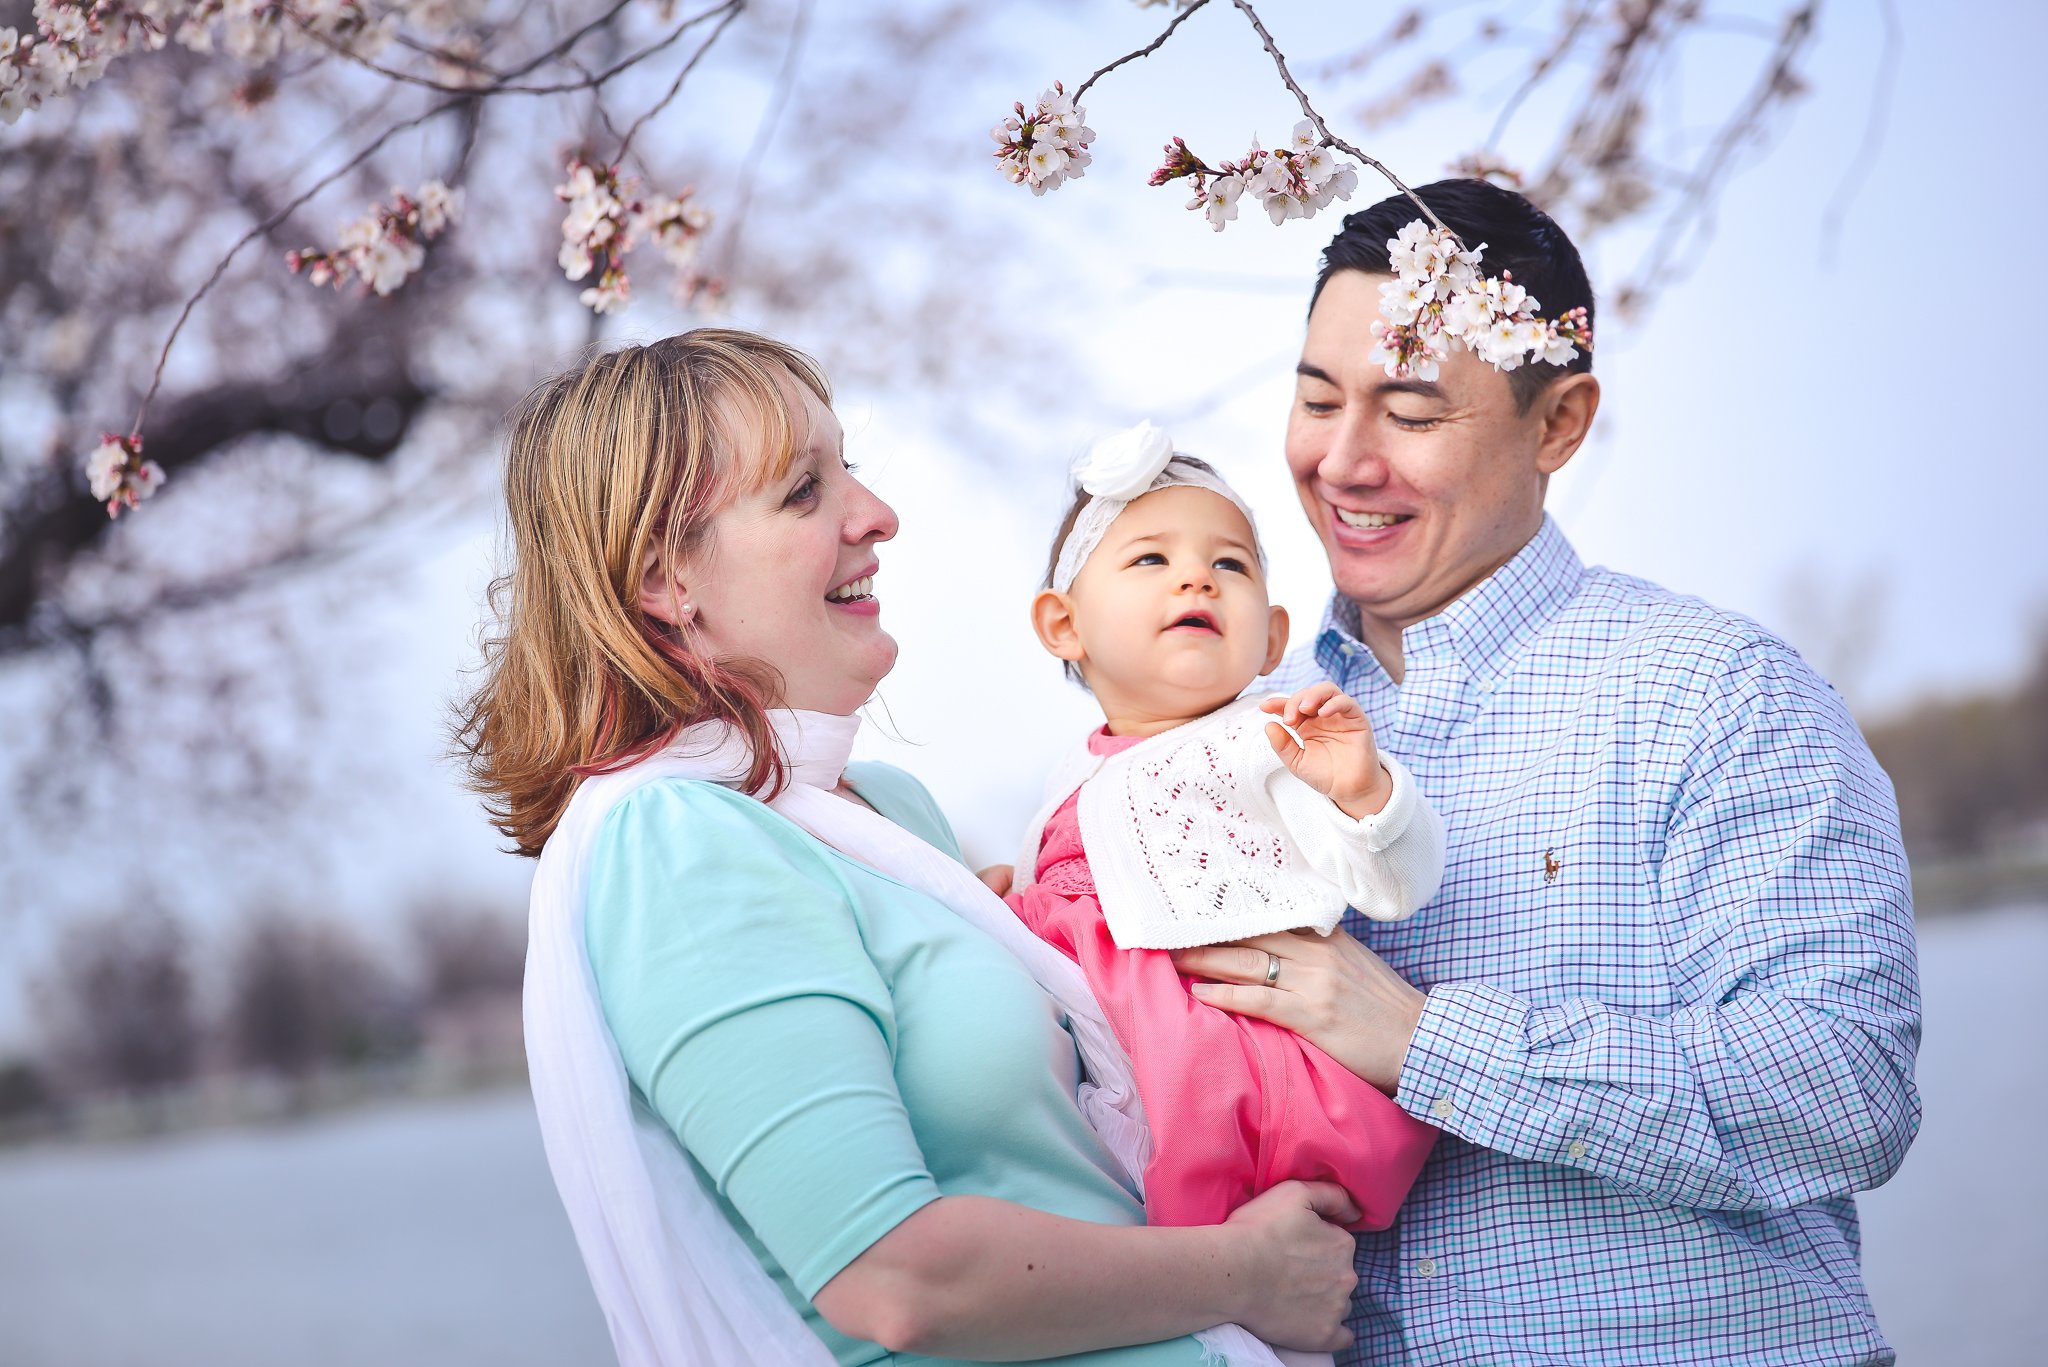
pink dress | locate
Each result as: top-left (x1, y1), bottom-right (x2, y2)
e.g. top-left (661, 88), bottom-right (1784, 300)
top-left (1007, 728), bottom-right (1438, 1231)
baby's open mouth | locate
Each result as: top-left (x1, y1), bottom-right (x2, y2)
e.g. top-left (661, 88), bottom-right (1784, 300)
top-left (1167, 611), bottom-right (1218, 633)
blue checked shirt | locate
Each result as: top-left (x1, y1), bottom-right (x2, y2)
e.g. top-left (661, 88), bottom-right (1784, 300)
top-left (1260, 517), bottom-right (1920, 1367)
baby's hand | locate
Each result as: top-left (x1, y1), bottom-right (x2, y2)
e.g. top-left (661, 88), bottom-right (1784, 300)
top-left (1262, 683), bottom-right (1394, 820)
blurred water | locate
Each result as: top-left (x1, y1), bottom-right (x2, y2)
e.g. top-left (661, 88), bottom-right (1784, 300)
top-left (0, 908), bottom-right (2036, 1367)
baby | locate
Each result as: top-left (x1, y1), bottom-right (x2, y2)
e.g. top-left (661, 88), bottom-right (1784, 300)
top-left (1005, 421), bottom-right (1442, 1231)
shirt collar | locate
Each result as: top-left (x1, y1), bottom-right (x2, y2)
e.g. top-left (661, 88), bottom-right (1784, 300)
top-left (1314, 514), bottom-right (1586, 683)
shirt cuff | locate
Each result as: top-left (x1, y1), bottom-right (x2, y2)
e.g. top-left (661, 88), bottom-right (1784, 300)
top-left (1395, 980), bottom-right (1541, 1148)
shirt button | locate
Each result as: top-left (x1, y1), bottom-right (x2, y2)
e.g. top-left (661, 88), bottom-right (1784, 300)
top-left (1431, 1098), bottom-right (1456, 1120)
top-left (1415, 1258), bottom-right (1437, 1277)
top-left (1567, 1140), bottom-right (1588, 1161)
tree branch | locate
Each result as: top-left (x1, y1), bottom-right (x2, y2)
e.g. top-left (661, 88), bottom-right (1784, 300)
top-left (1226, 0), bottom-right (1451, 236)
top-left (1073, 0), bottom-right (1211, 103)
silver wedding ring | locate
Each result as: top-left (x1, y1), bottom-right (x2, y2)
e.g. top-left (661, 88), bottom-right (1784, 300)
top-left (1263, 952), bottom-right (1282, 988)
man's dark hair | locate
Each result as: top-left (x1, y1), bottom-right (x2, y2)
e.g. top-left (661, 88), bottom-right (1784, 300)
top-left (1313, 178), bottom-right (1594, 413)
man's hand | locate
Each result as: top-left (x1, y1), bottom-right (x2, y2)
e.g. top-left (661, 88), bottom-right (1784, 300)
top-left (975, 864), bottom-right (1015, 898)
top-left (1261, 683), bottom-right (1394, 819)
top-left (1172, 928), bottom-right (1425, 1095)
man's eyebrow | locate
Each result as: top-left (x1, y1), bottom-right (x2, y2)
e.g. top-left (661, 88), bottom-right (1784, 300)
top-left (1374, 378), bottom-right (1447, 402)
top-left (1295, 361), bottom-right (1337, 386)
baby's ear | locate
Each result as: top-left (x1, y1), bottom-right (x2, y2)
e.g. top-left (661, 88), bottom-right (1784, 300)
top-left (1031, 589), bottom-right (1087, 663)
top-left (1262, 604), bottom-right (1290, 675)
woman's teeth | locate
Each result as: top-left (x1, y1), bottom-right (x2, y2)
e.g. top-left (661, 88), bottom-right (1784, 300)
top-left (827, 575), bottom-right (875, 602)
top-left (1335, 509), bottom-right (1406, 529)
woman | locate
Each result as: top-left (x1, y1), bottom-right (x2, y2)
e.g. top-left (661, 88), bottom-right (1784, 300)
top-left (457, 330), bottom-right (1361, 1366)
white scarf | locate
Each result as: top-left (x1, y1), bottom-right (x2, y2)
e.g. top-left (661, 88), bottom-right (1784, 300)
top-left (524, 708), bottom-right (1310, 1367)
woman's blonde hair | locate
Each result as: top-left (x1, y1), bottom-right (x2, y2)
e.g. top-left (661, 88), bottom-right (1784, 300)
top-left (455, 329), bottom-right (830, 856)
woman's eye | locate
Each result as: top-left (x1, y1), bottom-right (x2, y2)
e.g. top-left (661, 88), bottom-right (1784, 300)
top-left (1215, 557), bottom-right (1248, 574)
top-left (784, 476), bottom-right (818, 506)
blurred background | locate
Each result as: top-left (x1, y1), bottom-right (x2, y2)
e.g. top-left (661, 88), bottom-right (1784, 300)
top-left (2, 0), bottom-right (2042, 1362)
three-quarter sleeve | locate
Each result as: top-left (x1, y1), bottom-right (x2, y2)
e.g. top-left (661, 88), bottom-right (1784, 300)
top-left (585, 780), bottom-right (943, 1297)
top-left (1263, 750), bottom-right (1447, 921)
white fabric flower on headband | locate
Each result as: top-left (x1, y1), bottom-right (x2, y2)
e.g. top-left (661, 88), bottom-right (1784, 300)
top-left (1072, 420), bottom-right (1176, 500)
top-left (1050, 421), bottom-right (1265, 594)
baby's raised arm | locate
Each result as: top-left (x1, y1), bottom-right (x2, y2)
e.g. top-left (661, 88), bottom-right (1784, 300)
top-left (1261, 684), bottom-right (1445, 922)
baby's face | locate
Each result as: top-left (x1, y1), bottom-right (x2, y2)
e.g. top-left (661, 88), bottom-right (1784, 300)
top-left (1061, 485), bottom-right (1285, 724)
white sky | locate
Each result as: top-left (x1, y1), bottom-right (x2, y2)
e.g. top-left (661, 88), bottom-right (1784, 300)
top-left (5, 0), bottom-right (2045, 1040)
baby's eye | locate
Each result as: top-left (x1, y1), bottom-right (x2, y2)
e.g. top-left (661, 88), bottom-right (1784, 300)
top-left (1129, 552), bottom-right (1167, 567)
top-left (1215, 556), bottom-right (1249, 574)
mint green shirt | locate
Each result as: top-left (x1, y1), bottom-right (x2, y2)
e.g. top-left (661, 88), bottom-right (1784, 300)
top-left (586, 762), bottom-right (1208, 1367)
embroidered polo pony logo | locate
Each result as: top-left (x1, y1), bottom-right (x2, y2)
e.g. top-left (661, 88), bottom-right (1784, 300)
top-left (1544, 849), bottom-right (1564, 884)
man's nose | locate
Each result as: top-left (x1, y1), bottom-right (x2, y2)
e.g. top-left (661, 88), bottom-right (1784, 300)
top-left (1319, 412), bottom-right (1391, 489)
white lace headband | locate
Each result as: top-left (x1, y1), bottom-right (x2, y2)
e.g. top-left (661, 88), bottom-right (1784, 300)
top-left (1050, 421), bottom-right (1265, 593)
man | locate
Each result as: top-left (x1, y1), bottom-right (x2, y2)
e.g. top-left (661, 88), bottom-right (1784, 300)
top-left (1175, 179), bottom-right (1920, 1366)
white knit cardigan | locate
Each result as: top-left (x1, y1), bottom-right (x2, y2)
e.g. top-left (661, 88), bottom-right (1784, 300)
top-left (1016, 698), bottom-right (1445, 947)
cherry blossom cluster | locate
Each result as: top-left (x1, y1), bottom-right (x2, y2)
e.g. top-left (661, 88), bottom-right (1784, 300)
top-left (286, 179), bottom-right (462, 296)
top-left (2, 1), bottom-right (153, 123)
top-left (1148, 120), bottom-right (1360, 231)
top-left (991, 82), bottom-right (1095, 196)
top-left (85, 432), bottom-right (165, 518)
top-left (2, 0), bottom-right (396, 124)
top-left (555, 158), bottom-right (717, 316)
top-left (1369, 220), bottom-right (1593, 381)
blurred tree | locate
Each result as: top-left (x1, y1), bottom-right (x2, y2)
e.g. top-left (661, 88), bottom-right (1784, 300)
top-left (228, 912), bottom-right (421, 1088)
top-left (31, 904), bottom-right (200, 1109)
top-left (1865, 629), bottom-right (2048, 863)
top-left (0, 0), bottom-right (1878, 876)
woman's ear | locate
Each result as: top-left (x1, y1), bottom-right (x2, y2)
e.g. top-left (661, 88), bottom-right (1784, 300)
top-left (638, 547), bottom-right (694, 629)
top-left (1262, 604), bottom-right (1291, 676)
top-left (1031, 589), bottom-right (1086, 664)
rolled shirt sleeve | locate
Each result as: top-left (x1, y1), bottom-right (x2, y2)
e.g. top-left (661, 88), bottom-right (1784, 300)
top-left (1393, 643), bottom-right (1922, 1212)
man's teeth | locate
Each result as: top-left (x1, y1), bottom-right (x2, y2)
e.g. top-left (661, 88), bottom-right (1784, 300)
top-left (827, 576), bottom-right (874, 602)
top-left (1335, 509), bottom-right (1406, 529)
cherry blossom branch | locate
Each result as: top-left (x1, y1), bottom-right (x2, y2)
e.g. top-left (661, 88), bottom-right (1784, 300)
top-left (719, 0), bottom-right (814, 281)
top-left (1624, 1), bottom-right (1816, 295)
top-left (1225, 0), bottom-right (1450, 236)
top-left (1818, 0), bottom-right (1898, 267)
top-left (294, 0), bottom-right (738, 98)
top-left (1483, 3), bottom-right (1594, 153)
top-left (616, 0), bottom-right (745, 162)
top-left (130, 97), bottom-right (472, 439)
top-left (1072, 0), bottom-right (1211, 104)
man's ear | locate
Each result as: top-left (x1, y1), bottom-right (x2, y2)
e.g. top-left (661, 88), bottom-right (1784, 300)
top-left (638, 546), bottom-right (692, 629)
top-left (1534, 372), bottom-right (1601, 477)
top-left (1262, 604), bottom-right (1291, 676)
top-left (1031, 589), bottom-right (1086, 664)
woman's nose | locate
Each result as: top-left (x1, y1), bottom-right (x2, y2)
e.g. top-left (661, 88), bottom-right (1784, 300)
top-left (845, 476), bottom-right (898, 545)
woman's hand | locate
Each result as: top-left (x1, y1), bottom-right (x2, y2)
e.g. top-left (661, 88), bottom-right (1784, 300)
top-left (1261, 684), bottom-right (1393, 819)
top-left (1220, 1180), bottom-right (1362, 1352)
top-left (1174, 929), bottom-right (1425, 1094)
